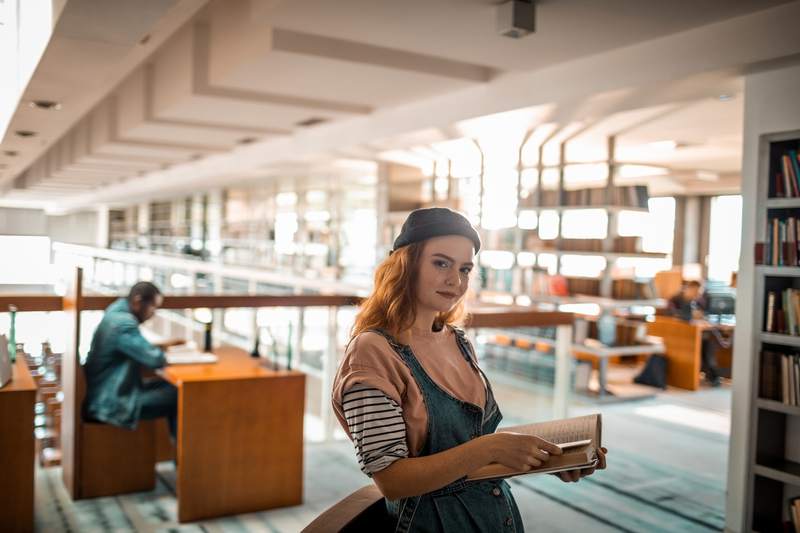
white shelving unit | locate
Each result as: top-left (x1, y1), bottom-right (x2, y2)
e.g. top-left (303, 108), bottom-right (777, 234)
top-left (746, 129), bottom-right (800, 532)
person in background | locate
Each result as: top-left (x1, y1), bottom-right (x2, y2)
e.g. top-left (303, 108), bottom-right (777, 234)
top-left (667, 280), bottom-right (721, 386)
top-left (82, 282), bottom-right (184, 438)
top-left (332, 207), bottom-right (607, 532)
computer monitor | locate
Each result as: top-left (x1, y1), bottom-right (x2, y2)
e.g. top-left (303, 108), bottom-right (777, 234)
top-left (706, 292), bottom-right (736, 317)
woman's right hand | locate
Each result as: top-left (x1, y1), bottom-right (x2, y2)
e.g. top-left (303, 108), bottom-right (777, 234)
top-left (481, 432), bottom-right (562, 471)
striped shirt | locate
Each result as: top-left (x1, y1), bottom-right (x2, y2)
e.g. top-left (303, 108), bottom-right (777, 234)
top-left (342, 384), bottom-right (409, 476)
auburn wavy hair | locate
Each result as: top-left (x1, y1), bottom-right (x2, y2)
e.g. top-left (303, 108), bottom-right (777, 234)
top-left (350, 242), bottom-right (468, 340)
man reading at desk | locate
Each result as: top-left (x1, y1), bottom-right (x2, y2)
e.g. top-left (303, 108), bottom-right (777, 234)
top-left (667, 280), bottom-right (725, 387)
top-left (82, 282), bottom-right (183, 439)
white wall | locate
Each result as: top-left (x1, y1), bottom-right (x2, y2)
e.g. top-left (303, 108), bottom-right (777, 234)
top-left (727, 63), bottom-right (800, 533)
top-left (46, 210), bottom-right (100, 246)
top-left (0, 207), bottom-right (47, 235)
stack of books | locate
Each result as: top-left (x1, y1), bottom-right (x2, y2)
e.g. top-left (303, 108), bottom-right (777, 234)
top-left (760, 350), bottom-right (800, 406)
top-left (538, 185), bottom-right (649, 208)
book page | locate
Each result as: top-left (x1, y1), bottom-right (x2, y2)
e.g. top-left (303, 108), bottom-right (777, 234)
top-left (500, 414), bottom-right (600, 447)
top-left (467, 414), bottom-right (601, 481)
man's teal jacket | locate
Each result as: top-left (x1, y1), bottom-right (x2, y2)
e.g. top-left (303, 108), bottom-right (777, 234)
top-left (82, 298), bottom-right (166, 429)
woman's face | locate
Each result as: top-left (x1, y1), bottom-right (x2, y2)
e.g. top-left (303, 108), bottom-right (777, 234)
top-left (415, 235), bottom-right (475, 314)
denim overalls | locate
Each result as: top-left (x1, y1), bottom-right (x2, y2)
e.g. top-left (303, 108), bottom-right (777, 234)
top-left (370, 328), bottom-right (524, 533)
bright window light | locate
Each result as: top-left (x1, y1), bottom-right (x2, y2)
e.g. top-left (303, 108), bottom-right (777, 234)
top-left (561, 209), bottom-right (607, 239)
top-left (537, 253), bottom-right (558, 275)
top-left (521, 168), bottom-right (538, 190)
top-left (616, 165), bottom-right (668, 179)
top-left (617, 210), bottom-right (649, 237)
top-left (276, 192), bottom-right (297, 206)
top-left (306, 190), bottom-right (327, 203)
top-left (540, 168), bottom-right (560, 189)
top-left (707, 195), bottom-right (742, 283)
top-left (305, 210), bottom-right (331, 223)
top-left (518, 210), bottom-right (538, 230)
top-left (616, 257), bottom-right (671, 278)
top-left (479, 250), bottom-right (515, 270)
top-left (641, 197), bottom-right (675, 254)
top-left (0, 235), bottom-right (52, 284)
top-left (560, 254), bottom-right (606, 277)
top-left (517, 252), bottom-right (536, 267)
top-left (538, 210), bottom-right (559, 240)
top-left (563, 163), bottom-right (608, 186)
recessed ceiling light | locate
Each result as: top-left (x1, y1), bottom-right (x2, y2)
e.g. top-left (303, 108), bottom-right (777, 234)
top-left (3, 150), bottom-right (19, 157)
top-left (696, 170), bottom-right (719, 181)
top-left (296, 117), bottom-right (328, 128)
top-left (718, 94), bottom-right (733, 102)
top-left (15, 130), bottom-right (36, 138)
top-left (236, 137), bottom-right (257, 145)
top-left (647, 140), bottom-right (679, 151)
top-left (29, 100), bottom-right (61, 110)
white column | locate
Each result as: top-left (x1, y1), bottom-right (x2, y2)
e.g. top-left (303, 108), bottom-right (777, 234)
top-left (321, 306), bottom-right (340, 441)
top-left (553, 324), bottom-right (572, 419)
top-left (95, 206), bottom-right (109, 248)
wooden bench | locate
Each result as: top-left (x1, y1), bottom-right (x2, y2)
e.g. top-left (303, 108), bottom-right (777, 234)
top-left (61, 268), bottom-right (157, 499)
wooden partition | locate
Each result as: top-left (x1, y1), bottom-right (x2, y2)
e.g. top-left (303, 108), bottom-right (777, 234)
top-left (0, 357), bottom-right (37, 532)
top-left (49, 268), bottom-right (358, 520)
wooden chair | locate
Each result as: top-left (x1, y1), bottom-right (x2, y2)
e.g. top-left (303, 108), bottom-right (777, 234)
top-left (302, 485), bottom-right (393, 533)
top-left (654, 270), bottom-right (683, 299)
top-left (61, 268), bottom-right (157, 499)
top-left (646, 316), bottom-right (703, 390)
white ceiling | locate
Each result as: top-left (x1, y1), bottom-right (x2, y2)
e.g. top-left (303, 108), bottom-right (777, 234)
top-left (0, 0), bottom-right (799, 210)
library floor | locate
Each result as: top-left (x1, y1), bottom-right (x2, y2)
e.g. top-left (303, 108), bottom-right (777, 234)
top-left (34, 372), bottom-right (730, 532)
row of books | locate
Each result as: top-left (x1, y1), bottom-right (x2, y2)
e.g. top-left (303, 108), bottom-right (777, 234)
top-left (771, 148), bottom-right (800, 198)
top-left (765, 289), bottom-right (800, 335)
top-left (537, 185), bottom-right (649, 208)
top-left (762, 216), bottom-right (800, 266)
top-left (560, 236), bottom-right (641, 253)
top-left (760, 351), bottom-right (800, 406)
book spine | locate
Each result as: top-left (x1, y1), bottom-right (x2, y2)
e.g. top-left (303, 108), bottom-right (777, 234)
top-left (791, 150), bottom-right (800, 195)
top-left (767, 291), bottom-right (775, 332)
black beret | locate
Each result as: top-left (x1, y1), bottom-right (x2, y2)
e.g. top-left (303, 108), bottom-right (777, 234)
top-left (392, 207), bottom-right (481, 253)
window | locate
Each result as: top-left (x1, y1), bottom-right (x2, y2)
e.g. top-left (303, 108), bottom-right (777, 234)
top-left (0, 235), bottom-right (52, 284)
top-left (707, 195), bottom-right (743, 283)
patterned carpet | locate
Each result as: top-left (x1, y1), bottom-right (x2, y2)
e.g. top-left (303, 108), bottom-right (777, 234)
top-left (34, 379), bottom-right (729, 532)
top-left (35, 442), bottom-right (724, 532)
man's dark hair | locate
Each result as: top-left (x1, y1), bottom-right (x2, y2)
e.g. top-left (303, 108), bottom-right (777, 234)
top-left (128, 282), bottom-right (162, 305)
top-left (684, 280), bottom-right (702, 289)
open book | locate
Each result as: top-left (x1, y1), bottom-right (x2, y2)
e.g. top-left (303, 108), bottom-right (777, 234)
top-left (467, 414), bottom-right (602, 481)
top-left (165, 343), bottom-right (218, 365)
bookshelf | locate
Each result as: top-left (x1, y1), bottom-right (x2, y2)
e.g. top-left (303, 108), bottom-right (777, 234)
top-left (748, 129), bottom-right (800, 533)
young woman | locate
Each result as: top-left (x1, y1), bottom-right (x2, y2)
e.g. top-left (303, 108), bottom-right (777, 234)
top-left (332, 207), bottom-right (606, 532)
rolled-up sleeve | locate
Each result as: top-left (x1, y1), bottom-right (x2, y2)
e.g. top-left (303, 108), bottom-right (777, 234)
top-left (115, 318), bottom-right (166, 369)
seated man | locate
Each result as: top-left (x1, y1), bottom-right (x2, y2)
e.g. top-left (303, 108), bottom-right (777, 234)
top-left (82, 282), bottom-right (183, 438)
top-left (667, 280), bottom-right (722, 387)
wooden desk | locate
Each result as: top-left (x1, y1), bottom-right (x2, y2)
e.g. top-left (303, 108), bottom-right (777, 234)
top-left (647, 317), bottom-right (734, 390)
top-left (160, 347), bottom-right (306, 523)
top-left (0, 357), bottom-right (37, 532)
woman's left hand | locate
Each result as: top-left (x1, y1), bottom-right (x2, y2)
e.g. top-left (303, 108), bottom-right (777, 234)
top-left (555, 446), bottom-right (607, 483)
